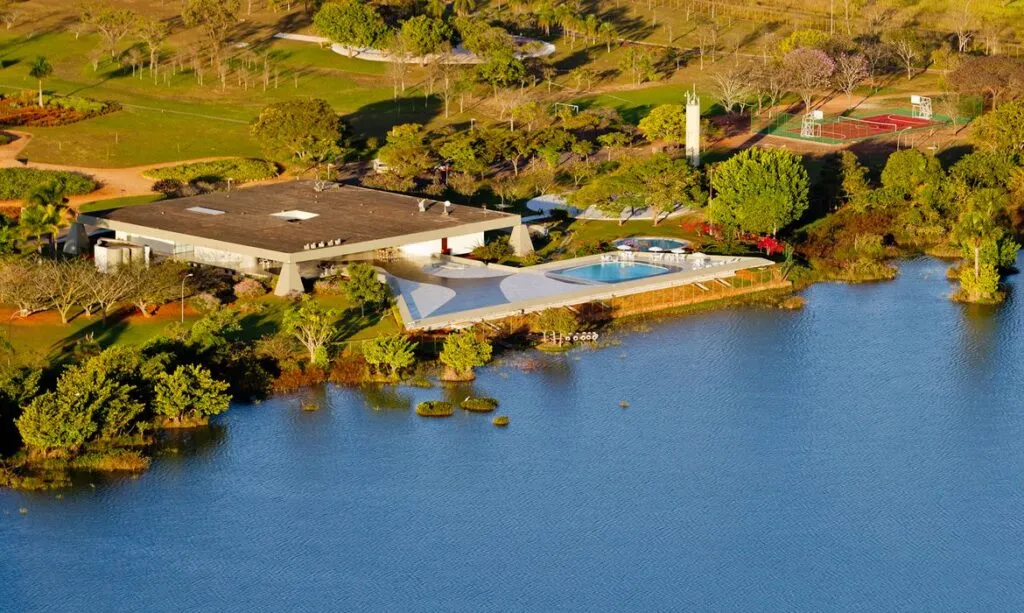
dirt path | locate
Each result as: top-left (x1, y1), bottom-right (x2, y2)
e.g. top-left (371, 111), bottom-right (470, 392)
top-left (0, 131), bottom-right (249, 207)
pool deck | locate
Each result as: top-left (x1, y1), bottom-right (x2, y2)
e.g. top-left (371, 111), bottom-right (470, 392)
top-left (385, 253), bottom-right (774, 330)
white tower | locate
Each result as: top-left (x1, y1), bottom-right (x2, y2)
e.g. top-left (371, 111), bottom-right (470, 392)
top-left (685, 88), bottom-right (701, 167)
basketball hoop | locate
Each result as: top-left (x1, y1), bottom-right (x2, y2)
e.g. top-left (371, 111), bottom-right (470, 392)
top-left (801, 111), bottom-right (823, 138)
top-left (911, 95), bottom-right (933, 120)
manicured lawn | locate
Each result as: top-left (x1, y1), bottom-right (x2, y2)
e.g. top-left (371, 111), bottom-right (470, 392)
top-left (1, 293), bottom-right (400, 363)
top-left (79, 193), bottom-right (166, 213)
top-left (573, 84), bottom-right (717, 124)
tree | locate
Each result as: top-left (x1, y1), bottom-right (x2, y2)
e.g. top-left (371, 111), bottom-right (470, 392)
top-left (619, 48), bottom-right (656, 85)
top-left (313, 0), bottom-right (389, 50)
top-left (399, 15), bottom-right (452, 59)
top-left (955, 188), bottom-right (1004, 278)
top-left (638, 104), bottom-right (687, 148)
top-left (751, 61), bottom-right (787, 117)
top-left (380, 122), bottom-right (436, 179)
top-left (135, 16), bottom-right (169, 74)
top-left (493, 130), bottom-right (532, 176)
top-left (0, 257), bottom-right (49, 317)
top-left (598, 21), bottom-right (618, 53)
top-left (251, 99), bottom-right (344, 167)
top-left (883, 29), bottom-right (923, 80)
top-left (531, 308), bottom-right (580, 345)
top-left (778, 29), bottom-right (833, 54)
top-left (628, 154), bottom-right (706, 224)
top-left (152, 364), bottom-right (231, 427)
top-left (438, 131), bottom-right (492, 177)
top-left (18, 202), bottom-right (64, 254)
top-left (283, 296), bottom-right (341, 368)
top-left (81, 4), bottom-right (137, 57)
top-left (834, 53), bottom-right (868, 106)
top-left (28, 56), bottom-right (52, 108)
top-left (782, 48), bottom-right (835, 112)
top-left (362, 335), bottom-right (417, 378)
top-left (439, 330), bottom-right (492, 380)
top-left (596, 131), bottom-right (632, 161)
top-left (182, 0), bottom-right (241, 55)
top-left (343, 262), bottom-right (389, 316)
top-left (377, 123), bottom-right (435, 180)
top-left (710, 65), bottom-right (752, 114)
top-left (709, 147), bottom-right (810, 235)
top-left (839, 151), bottom-right (871, 208)
top-left (16, 388), bottom-right (98, 458)
top-left (971, 100), bottom-right (1024, 151)
top-left (123, 260), bottom-right (189, 317)
top-left (82, 264), bottom-right (135, 323)
top-left (37, 259), bottom-right (92, 324)
top-left (949, 56), bottom-right (1024, 111)
top-left (475, 53), bottom-right (526, 97)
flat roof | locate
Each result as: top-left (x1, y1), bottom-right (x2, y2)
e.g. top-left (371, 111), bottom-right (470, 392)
top-left (80, 182), bottom-right (519, 260)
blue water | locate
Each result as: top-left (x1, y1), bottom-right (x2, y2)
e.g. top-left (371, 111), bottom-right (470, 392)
top-left (2, 256), bottom-right (1024, 612)
top-left (614, 237), bottom-right (690, 252)
top-left (559, 261), bottom-right (670, 283)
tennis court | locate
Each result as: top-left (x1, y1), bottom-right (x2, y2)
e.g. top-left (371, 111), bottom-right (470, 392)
top-left (760, 109), bottom-right (953, 145)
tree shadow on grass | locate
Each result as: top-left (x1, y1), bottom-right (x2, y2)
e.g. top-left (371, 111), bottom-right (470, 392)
top-left (56, 313), bottom-right (132, 354)
top-left (346, 96), bottom-right (443, 139)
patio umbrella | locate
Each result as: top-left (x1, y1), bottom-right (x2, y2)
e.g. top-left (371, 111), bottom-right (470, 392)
top-left (648, 246), bottom-right (664, 252)
top-left (616, 244), bottom-right (632, 251)
top-left (670, 247), bottom-right (687, 254)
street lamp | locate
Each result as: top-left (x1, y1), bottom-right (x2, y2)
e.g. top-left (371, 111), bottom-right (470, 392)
top-left (180, 272), bottom-right (194, 323)
top-left (896, 127), bottom-right (911, 151)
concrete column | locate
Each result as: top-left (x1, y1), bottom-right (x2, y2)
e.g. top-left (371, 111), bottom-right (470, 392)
top-left (275, 262), bottom-right (305, 296)
top-left (510, 224), bottom-right (534, 257)
top-left (63, 222), bottom-right (89, 256)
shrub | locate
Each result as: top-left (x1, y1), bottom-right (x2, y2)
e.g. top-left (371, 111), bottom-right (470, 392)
top-left (313, 276), bottom-right (345, 296)
top-left (439, 330), bottom-right (492, 381)
top-left (416, 400), bottom-right (454, 417)
top-left (471, 236), bottom-right (514, 262)
top-left (190, 292), bottom-right (223, 315)
top-left (233, 278), bottom-right (267, 300)
top-left (145, 158), bottom-right (279, 184)
top-left (460, 397), bottom-right (499, 412)
top-left (0, 168), bottom-right (96, 200)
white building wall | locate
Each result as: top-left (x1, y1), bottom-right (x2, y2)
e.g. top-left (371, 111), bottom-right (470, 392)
top-left (398, 232), bottom-right (484, 256)
top-left (116, 231), bottom-right (175, 256)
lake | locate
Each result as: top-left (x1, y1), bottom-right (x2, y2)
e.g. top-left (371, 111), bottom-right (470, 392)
top-left (2, 256), bottom-right (1023, 612)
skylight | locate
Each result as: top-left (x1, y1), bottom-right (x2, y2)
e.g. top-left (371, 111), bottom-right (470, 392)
top-left (187, 206), bottom-right (225, 216)
top-left (272, 210), bottom-right (319, 221)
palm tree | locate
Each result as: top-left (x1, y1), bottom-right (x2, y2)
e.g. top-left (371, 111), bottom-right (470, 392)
top-left (29, 56), bottom-right (53, 108)
top-left (22, 179), bottom-right (69, 253)
top-left (19, 203), bottom-right (64, 254)
top-left (598, 21), bottom-right (618, 53)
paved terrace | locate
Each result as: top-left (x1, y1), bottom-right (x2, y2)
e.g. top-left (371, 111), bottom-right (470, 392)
top-left (386, 253), bottom-right (774, 330)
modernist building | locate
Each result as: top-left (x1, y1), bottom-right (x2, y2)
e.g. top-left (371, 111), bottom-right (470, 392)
top-left (68, 181), bottom-right (533, 296)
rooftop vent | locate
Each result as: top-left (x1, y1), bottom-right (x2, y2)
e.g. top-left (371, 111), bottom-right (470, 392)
top-left (186, 206), bottom-right (225, 216)
top-left (271, 210), bottom-right (319, 222)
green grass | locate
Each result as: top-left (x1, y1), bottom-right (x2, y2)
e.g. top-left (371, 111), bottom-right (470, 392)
top-left (573, 84), bottom-right (717, 124)
top-left (0, 32), bottom-right (420, 166)
top-left (79, 193), bottom-right (166, 213)
top-left (1, 293), bottom-right (400, 364)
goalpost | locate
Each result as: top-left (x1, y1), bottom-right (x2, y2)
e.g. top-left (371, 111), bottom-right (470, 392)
top-left (911, 95), bottom-right (933, 120)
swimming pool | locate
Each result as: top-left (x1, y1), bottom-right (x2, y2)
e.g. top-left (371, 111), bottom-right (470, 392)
top-left (613, 237), bottom-right (691, 252)
top-left (557, 261), bottom-right (669, 283)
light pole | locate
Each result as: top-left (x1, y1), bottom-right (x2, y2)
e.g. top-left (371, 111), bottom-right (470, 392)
top-left (180, 273), bottom-right (194, 323)
top-left (896, 127), bottom-right (911, 151)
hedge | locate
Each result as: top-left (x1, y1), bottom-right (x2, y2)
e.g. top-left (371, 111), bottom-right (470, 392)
top-left (144, 158), bottom-right (279, 184)
top-left (0, 168), bottom-right (97, 200)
